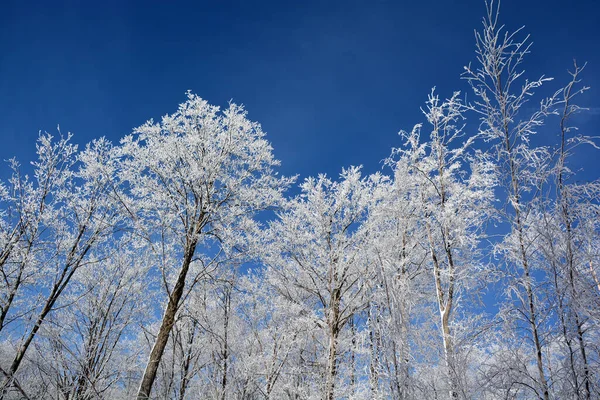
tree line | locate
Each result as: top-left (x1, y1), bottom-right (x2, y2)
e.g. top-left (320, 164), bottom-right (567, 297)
top-left (0, 2), bottom-right (598, 399)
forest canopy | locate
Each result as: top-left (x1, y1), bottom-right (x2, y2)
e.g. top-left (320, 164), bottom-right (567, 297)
top-left (0, 2), bottom-right (598, 399)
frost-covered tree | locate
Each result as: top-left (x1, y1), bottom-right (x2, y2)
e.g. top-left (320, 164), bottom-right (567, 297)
top-left (21, 238), bottom-right (151, 400)
top-left (0, 134), bottom-right (76, 336)
top-left (384, 90), bottom-right (495, 399)
top-left (228, 270), bottom-right (307, 399)
top-left (0, 135), bottom-right (123, 397)
top-left (530, 64), bottom-right (600, 399)
top-left (366, 177), bottom-right (427, 399)
top-left (462, 4), bottom-right (557, 399)
top-left (1, 1), bottom-right (599, 398)
top-left (462, 2), bottom-right (600, 399)
top-left (261, 167), bottom-right (383, 400)
top-left (116, 92), bottom-right (293, 399)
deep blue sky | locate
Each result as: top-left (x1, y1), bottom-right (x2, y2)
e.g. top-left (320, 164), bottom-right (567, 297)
top-left (1, 0), bottom-right (598, 180)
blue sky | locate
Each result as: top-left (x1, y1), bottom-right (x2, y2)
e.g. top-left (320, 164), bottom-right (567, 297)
top-left (1, 0), bottom-right (598, 180)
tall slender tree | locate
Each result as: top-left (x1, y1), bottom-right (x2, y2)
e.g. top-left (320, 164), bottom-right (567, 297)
top-left (388, 90), bottom-right (495, 399)
top-left (463, 2), bottom-right (565, 398)
top-left (262, 167), bottom-right (383, 400)
top-left (0, 136), bottom-right (123, 397)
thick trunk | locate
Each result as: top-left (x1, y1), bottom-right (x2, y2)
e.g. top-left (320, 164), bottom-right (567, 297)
top-left (440, 307), bottom-right (458, 399)
top-left (426, 219), bottom-right (458, 400)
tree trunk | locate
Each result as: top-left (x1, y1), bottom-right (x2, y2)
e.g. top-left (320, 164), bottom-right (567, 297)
top-left (398, 299), bottom-right (410, 399)
top-left (349, 317), bottom-right (356, 397)
top-left (506, 121), bottom-right (550, 400)
top-left (574, 311), bottom-right (591, 400)
top-left (178, 320), bottom-right (197, 400)
top-left (324, 289), bottom-right (341, 400)
top-left (426, 219), bottom-right (458, 400)
top-left (324, 329), bottom-right (338, 400)
top-left (137, 242), bottom-right (197, 400)
top-left (519, 228), bottom-right (550, 400)
top-left (220, 286), bottom-right (231, 400)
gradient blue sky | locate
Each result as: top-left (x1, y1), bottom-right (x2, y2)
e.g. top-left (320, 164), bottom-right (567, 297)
top-left (1, 0), bottom-right (598, 180)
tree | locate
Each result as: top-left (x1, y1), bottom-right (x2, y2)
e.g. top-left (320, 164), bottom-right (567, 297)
top-left (261, 166), bottom-right (383, 400)
top-left (1, 2), bottom-right (599, 398)
top-left (0, 135), bottom-right (123, 397)
top-left (386, 90), bottom-right (495, 399)
top-left (0, 134), bottom-right (76, 335)
top-left (25, 238), bottom-right (150, 399)
top-left (458, 1), bottom-right (600, 397)
top-left (532, 64), bottom-right (600, 399)
top-left (234, 270), bottom-right (307, 399)
top-left (462, 2), bottom-right (561, 398)
top-left (117, 92), bottom-right (293, 399)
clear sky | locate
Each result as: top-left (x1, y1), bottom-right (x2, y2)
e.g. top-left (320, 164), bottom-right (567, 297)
top-left (1, 0), bottom-right (598, 180)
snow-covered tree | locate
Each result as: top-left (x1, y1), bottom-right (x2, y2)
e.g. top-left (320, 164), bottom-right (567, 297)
top-left (116, 92), bottom-right (293, 399)
top-left (0, 135), bottom-right (124, 397)
top-left (383, 90), bottom-right (495, 399)
top-left (462, 2), bottom-right (600, 398)
top-left (22, 238), bottom-right (151, 399)
top-left (261, 167), bottom-right (384, 400)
